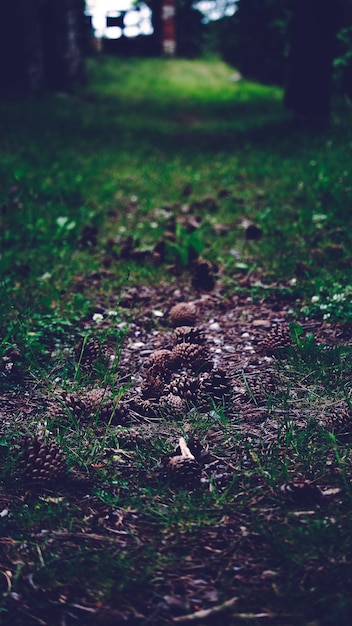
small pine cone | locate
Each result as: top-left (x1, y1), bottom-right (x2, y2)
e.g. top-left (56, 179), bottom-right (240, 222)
top-left (172, 343), bottom-right (212, 372)
top-left (201, 368), bottom-right (232, 403)
top-left (260, 324), bottom-right (292, 355)
top-left (191, 259), bottom-right (216, 291)
top-left (280, 480), bottom-right (323, 505)
top-left (130, 396), bottom-right (157, 416)
top-left (144, 349), bottom-right (177, 371)
top-left (84, 388), bottom-right (129, 425)
top-left (110, 402), bottom-right (130, 426)
top-left (17, 435), bottom-right (67, 483)
top-left (1, 347), bottom-right (24, 381)
top-left (141, 375), bottom-right (165, 400)
top-left (159, 393), bottom-right (188, 417)
top-left (173, 326), bottom-right (205, 345)
top-left (164, 455), bottom-right (202, 488)
top-left (169, 302), bottom-right (197, 327)
top-left (50, 391), bottom-right (95, 421)
top-left (175, 434), bottom-right (204, 462)
top-left (75, 337), bottom-right (107, 367)
top-left (165, 374), bottom-right (201, 403)
top-left (324, 409), bottom-right (352, 433)
top-left (247, 373), bottom-right (278, 402)
top-left (114, 427), bottom-right (143, 447)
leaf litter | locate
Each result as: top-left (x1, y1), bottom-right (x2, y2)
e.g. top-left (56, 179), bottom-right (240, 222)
top-left (0, 274), bottom-right (351, 625)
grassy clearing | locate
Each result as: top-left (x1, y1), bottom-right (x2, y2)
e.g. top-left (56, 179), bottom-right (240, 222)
top-left (0, 56), bottom-right (352, 625)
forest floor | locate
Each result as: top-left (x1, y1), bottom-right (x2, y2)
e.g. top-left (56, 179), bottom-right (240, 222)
top-left (1, 57), bottom-right (352, 625)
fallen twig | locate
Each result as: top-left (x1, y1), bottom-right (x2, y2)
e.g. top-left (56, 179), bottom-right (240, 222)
top-left (172, 596), bottom-right (239, 622)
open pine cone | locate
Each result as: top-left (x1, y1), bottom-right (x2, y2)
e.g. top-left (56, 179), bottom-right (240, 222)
top-left (169, 302), bottom-right (197, 327)
top-left (191, 259), bottom-right (216, 291)
top-left (144, 349), bottom-right (177, 372)
top-left (49, 391), bottom-right (95, 421)
top-left (164, 455), bottom-right (202, 488)
top-left (158, 393), bottom-right (188, 417)
top-left (165, 374), bottom-right (201, 404)
top-left (173, 326), bottom-right (205, 345)
top-left (141, 375), bottom-right (165, 400)
top-left (246, 373), bottom-right (278, 403)
top-left (200, 368), bottom-right (232, 404)
top-left (260, 324), bottom-right (292, 355)
top-left (75, 337), bottom-right (110, 369)
top-left (172, 343), bottom-right (212, 372)
top-left (163, 436), bottom-right (202, 488)
top-left (17, 435), bottom-right (67, 483)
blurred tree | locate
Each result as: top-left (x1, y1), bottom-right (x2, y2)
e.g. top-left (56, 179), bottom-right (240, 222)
top-left (212, 0), bottom-right (291, 85)
top-left (175, 0), bottom-right (205, 58)
top-left (284, 0), bottom-right (342, 121)
top-left (0, 0), bottom-right (86, 94)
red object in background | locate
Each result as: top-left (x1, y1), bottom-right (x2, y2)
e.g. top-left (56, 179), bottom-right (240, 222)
top-left (162, 0), bottom-right (176, 55)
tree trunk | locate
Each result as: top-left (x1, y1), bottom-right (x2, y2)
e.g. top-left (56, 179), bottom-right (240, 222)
top-left (0, 0), bottom-right (85, 94)
top-left (284, 0), bottom-right (340, 122)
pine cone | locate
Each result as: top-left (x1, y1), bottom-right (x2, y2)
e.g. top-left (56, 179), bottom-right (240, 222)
top-left (159, 394), bottom-right (188, 417)
top-left (247, 373), bottom-right (278, 402)
top-left (280, 480), bottom-right (323, 504)
top-left (114, 427), bottom-right (143, 447)
top-left (144, 349), bottom-right (177, 371)
top-left (49, 391), bottom-right (95, 421)
top-left (165, 374), bottom-right (201, 403)
top-left (175, 434), bottom-right (205, 462)
top-left (200, 368), bottom-right (232, 403)
top-left (130, 396), bottom-right (158, 417)
top-left (141, 375), bottom-right (165, 400)
top-left (260, 324), bottom-right (292, 355)
top-left (1, 347), bottom-right (24, 381)
top-left (164, 455), bottom-right (202, 488)
top-left (17, 436), bottom-right (67, 483)
top-left (169, 302), bottom-right (197, 327)
top-left (83, 388), bottom-right (129, 425)
top-left (191, 259), bottom-right (216, 291)
top-left (173, 326), bottom-right (205, 345)
top-left (75, 337), bottom-right (108, 367)
top-left (172, 343), bottom-right (212, 372)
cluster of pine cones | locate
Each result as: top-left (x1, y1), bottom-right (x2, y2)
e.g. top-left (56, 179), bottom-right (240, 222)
top-left (13, 302), bottom-right (295, 487)
top-left (131, 301), bottom-right (232, 419)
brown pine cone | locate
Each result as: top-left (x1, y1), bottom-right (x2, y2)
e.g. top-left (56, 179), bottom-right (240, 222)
top-left (260, 324), bottom-right (292, 355)
top-left (114, 427), bottom-right (144, 447)
top-left (130, 396), bottom-right (158, 417)
top-left (17, 435), bottom-right (67, 483)
top-left (164, 455), bottom-right (202, 488)
top-left (49, 391), bottom-right (95, 421)
top-left (200, 368), bottom-right (232, 403)
top-left (165, 374), bottom-right (201, 403)
top-left (169, 302), bottom-right (197, 327)
top-left (141, 375), bottom-right (165, 400)
top-left (84, 388), bottom-right (129, 425)
top-left (191, 259), bottom-right (216, 291)
top-left (144, 349), bottom-right (177, 372)
top-left (75, 337), bottom-right (107, 367)
top-left (173, 326), bottom-right (205, 345)
top-left (172, 343), bottom-right (212, 372)
top-left (246, 373), bottom-right (278, 402)
top-left (159, 394), bottom-right (188, 417)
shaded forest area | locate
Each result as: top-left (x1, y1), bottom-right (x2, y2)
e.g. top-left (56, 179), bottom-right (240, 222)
top-left (1, 0), bottom-right (352, 120)
top-left (1, 2), bottom-right (352, 625)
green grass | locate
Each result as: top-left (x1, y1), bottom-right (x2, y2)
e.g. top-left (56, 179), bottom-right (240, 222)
top-left (0, 56), bottom-right (352, 625)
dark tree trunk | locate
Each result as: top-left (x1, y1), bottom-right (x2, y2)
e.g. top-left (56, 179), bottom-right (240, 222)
top-left (0, 0), bottom-right (85, 94)
top-left (284, 0), bottom-right (340, 122)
